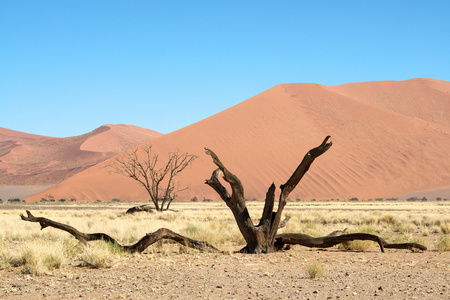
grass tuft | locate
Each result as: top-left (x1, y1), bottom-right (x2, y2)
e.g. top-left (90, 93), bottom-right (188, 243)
top-left (436, 235), bottom-right (450, 253)
top-left (339, 226), bottom-right (376, 252)
top-left (79, 241), bottom-right (121, 268)
top-left (305, 260), bottom-right (325, 279)
top-left (441, 223), bottom-right (450, 234)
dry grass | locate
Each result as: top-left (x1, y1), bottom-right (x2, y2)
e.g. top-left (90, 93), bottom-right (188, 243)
top-left (305, 260), bottom-right (325, 279)
top-left (337, 225), bottom-right (377, 251)
top-left (436, 235), bottom-right (450, 253)
top-left (0, 201), bottom-right (449, 274)
top-left (79, 241), bottom-right (124, 268)
top-left (0, 242), bottom-right (66, 275)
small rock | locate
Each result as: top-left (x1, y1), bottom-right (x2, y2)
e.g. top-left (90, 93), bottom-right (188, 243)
top-left (216, 285), bottom-right (223, 289)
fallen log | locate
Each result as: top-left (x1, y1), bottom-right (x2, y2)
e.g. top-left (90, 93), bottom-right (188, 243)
top-left (274, 232), bottom-right (427, 252)
top-left (125, 204), bottom-right (154, 214)
top-left (20, 210), bottom-right (219, 253)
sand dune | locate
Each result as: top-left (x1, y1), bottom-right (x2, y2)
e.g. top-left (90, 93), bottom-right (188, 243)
top-left (0, 124), bottom-right (162, 199)
top-left (25, 79), bottom-right (450, 202)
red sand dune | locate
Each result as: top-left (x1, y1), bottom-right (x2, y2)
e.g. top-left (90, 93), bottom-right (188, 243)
top-left (26, 78), bottom-right (450, 202)
top-left (0, 124), bottom-right (162, 187)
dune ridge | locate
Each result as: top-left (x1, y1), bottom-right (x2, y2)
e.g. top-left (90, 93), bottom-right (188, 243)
top-left (0, 124), bottom-right (162, 190)
top-left (25, 79), bottom-right (450, 202)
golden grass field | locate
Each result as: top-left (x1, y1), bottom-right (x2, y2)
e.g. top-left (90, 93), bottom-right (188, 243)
top-left (1, 200), bottom-right (449, 275)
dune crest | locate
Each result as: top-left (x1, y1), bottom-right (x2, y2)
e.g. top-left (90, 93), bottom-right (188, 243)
top-left (0, 125), bottom-right (162, 189)
top-left (25, 79), bottom-right (450, 202)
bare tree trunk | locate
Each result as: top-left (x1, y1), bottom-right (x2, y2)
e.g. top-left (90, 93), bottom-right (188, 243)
top-left (205, 136), bottom-right (333, 253)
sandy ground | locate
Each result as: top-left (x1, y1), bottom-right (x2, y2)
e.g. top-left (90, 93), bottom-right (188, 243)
top-left (1, 246), bottom-right (448, 300)
top-left (0, 185), bottom-right (53, 201)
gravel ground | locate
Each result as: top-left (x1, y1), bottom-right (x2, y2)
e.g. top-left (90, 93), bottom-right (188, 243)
top-left (1, 246), bottom-right (448, 300)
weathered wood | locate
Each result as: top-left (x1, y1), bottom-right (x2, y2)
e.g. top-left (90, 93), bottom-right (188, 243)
top-left (205, 136), bottom-right (333, 253)
top-left (383, 243), bottom-right (427, 251)
top-left (126, 204), bottom-right (154, 214)
top-left (275, 232), bottom-right (386, 252)
top-left (20, 210), bottom-right (219, 253)
top-left (274, 231), bottom-right (427, 252)
top-left (204, 151), bottom-right (259, 252)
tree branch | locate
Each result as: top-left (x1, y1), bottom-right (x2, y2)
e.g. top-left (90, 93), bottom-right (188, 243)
top-left (205, 169), bottom-right (231, 202)
top-left (274, 231), bottom-right (427, 252)
top-left (258, 183), bottom-right (276, 227)
top-left (280, 136), bottom-right (333, 198)
top-left (20, 210), bottom-right (219, 253)
top-left (204, 148), bottom-right (244, 204)
top-left (270, 136), bottom-right (333, 242)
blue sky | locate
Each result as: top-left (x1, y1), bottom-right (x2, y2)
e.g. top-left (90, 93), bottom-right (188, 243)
top-left (1, 1), bottom-right (449, 137)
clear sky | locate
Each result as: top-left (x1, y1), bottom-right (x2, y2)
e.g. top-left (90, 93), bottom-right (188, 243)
top-left (1, 1), bottom-right (449, 137)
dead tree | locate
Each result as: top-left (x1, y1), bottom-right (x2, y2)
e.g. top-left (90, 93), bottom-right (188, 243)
top-left (204, 136), bottom-right (333, 253)
top-left (111, 144), bottom-right (197, 212)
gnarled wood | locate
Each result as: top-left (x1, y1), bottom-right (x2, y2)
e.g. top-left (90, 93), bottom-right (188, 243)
top-left (275, 232), bottom-right (386, 252)
top-left (274, 231), bottom-right (427, 252)
top-left (20, 210), bottom-right (219, 253)
top-left (205, 136), bottom-right (333, 253)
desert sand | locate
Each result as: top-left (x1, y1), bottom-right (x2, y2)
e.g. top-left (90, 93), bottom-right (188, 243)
top-left (1, 248), bottom-right (449, 300)
top-left (0, 124), bottom-right (161, 199)
top-left (21, 78), bottom-right (450, 203)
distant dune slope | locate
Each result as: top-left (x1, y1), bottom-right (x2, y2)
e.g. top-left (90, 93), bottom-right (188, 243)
top-left (0, 124), bottom-right (162, 186)
top-left (26, 79), bottom-right (450, 202)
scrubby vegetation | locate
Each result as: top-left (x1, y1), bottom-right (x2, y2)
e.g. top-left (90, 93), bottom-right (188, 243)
top-left (0, 201), bottom-right (448, 274)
